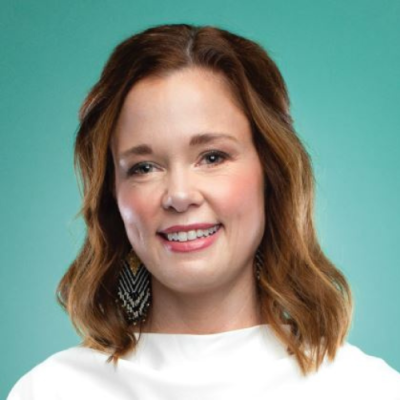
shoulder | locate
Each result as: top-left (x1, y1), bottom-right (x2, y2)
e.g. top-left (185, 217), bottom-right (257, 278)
top-left (308, 342), bottom-right (400, 398)
top-left (332, 342), bottom-right (399, 377)
top-left (7, 346), bottom-right (112, 400)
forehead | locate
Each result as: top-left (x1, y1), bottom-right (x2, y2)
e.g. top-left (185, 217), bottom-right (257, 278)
top-left (111, 67), bottom-right (251, 150)
top-left (125, 67), bottom-right (242, 112)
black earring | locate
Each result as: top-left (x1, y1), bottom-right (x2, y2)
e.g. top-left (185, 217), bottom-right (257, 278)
top-left (254, 248), bottom-right (264, 281)
top-left (116, 250), bottom-right (152, 325)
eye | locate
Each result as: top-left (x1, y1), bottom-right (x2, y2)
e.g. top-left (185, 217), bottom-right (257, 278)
top-left (200, 150), bottom-right (229, 166)
top-left (127, 162), bottom-right (157, 176)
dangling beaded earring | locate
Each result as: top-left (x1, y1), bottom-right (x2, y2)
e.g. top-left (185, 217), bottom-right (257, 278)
top-left (116, 250), bottom-right (152, 325)
top-left (254, 248), bottom-right (264, 281)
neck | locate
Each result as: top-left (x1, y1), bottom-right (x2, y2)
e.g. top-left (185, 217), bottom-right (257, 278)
top-left (145, 271), bottom-right (262, 334)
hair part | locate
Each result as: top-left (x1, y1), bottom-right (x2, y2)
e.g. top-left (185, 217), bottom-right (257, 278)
top-left (57, 23), bottom-right (353, 375)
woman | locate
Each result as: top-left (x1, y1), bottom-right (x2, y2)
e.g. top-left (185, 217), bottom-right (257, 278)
top-left (8, 23), bottom-right (400, 399)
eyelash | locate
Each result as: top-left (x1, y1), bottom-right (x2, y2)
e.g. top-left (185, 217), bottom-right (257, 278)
top-left (127, 150), bottom-right (229, 177)
top-left (200, 150), bottom-right (229, 166)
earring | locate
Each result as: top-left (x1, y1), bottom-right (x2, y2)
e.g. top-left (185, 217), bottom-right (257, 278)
top-left (254, 248), bottom-right (264, 281)
top-left (117, 250), bottom-right (152, 325)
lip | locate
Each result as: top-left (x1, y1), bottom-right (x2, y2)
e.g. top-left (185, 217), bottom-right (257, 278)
top-left (158, 223), bottom-right (220, 234)
top-left (157, 225), bottom-right (222, 253)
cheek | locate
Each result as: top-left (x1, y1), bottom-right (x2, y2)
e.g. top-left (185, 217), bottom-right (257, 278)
top-left (217, 163), bottom-right (265, 232)
top-left (116, 185), bottom-right (158, 240)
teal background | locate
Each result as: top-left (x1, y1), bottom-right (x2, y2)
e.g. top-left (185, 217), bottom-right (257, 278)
top-left (1, 0), bottom-right (399, 396)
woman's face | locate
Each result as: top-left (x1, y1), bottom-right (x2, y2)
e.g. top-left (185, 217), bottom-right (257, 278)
top-left (111, 67), bottom-right (265, 296)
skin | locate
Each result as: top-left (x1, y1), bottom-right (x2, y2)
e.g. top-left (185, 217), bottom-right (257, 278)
top-left (111, 67), bottom-right (266, 334)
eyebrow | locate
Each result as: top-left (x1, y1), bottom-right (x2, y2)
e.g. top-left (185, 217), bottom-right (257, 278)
top-left (119, 132), bottom-right (238, 159)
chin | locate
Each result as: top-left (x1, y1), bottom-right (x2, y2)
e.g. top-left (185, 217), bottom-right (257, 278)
top-left (153, 272), bottom-right (226, 296)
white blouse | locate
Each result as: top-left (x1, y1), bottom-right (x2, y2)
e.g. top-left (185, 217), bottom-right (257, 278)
top-left (7, 325), bottom-right (400, 399)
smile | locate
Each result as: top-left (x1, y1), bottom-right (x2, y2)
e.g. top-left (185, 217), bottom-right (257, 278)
top-left (157, 224), bottom-right (222, 253)
top-left (162, 225), bottom-right (221, 242)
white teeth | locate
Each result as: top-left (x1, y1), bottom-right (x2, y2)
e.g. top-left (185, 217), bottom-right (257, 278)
top-left (178, 232), bottom-right (187, 242)
top-left (187, 231), bottom-right (197, 240)
top-left (166, 225), bottom-right (220, 242)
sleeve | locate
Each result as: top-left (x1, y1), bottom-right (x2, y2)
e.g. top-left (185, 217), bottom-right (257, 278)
top-left (329, 343), bottom-right (400, 399)
top-left (7, 374), bottom-right (34, 400)
top-left (6, 362), bottom-right (59, 400)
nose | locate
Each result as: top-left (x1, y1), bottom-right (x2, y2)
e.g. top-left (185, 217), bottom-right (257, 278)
top-left (161, 168), bottom-right (204, 213)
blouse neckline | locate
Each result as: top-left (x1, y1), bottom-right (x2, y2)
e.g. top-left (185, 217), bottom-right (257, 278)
top-left (121, 324), bottom-right (290, 369)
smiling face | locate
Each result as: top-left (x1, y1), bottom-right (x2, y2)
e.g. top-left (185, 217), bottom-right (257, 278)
top-left (111, 67), bottom-right (265, 297)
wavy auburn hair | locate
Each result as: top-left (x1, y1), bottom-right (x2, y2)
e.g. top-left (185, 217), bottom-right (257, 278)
top-left (57, 23), bottom-right (353, 375)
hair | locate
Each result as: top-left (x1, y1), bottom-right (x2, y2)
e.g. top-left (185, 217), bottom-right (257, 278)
top-left (57, 23), bottom-right (353, 375)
